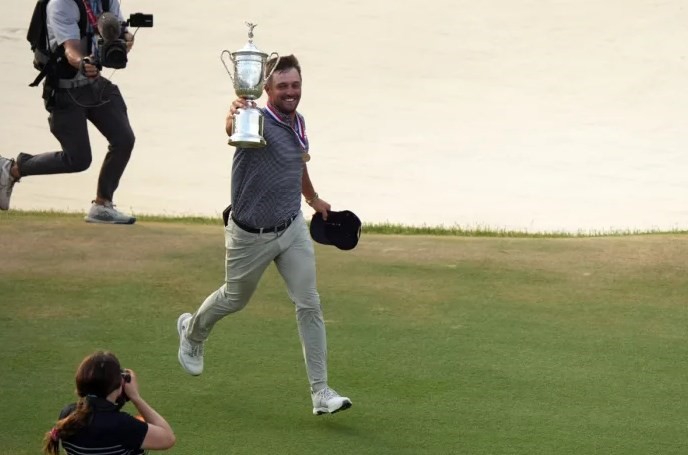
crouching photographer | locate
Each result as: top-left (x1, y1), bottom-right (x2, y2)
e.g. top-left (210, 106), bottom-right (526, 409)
top-left (42, 351), bottom-right (175, 454)
top-left (0, 0), bottom-right (152, 224)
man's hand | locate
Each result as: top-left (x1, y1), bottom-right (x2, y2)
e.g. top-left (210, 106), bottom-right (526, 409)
top-left (310, 197), bottom-right (331, 220)
top-left (229, 98), bottom-right (255, 116)
top-left (227, 98), bottom-right (256, 135)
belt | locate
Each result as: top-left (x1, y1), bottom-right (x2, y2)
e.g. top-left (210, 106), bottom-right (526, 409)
top-left (57, 78), bottom-right (96, 89)
top-left (231, 213), bottom-right (297, 234)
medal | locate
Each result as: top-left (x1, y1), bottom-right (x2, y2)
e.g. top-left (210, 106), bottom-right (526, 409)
top-left (302, 152), bottom-right (311, 162)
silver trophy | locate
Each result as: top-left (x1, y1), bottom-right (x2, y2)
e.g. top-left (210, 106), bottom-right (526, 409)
top-left (221, 22), bottom-right (280, 148)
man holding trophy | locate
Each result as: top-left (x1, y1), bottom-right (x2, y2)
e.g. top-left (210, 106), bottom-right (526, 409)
top-left (176, 24), bottom-right (352, 416)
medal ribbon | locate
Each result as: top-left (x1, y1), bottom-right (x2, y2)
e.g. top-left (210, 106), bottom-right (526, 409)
top-left (265, 104), bottom-right (308, 151)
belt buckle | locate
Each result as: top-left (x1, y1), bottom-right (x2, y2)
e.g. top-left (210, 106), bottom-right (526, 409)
top-left (276, 218), bottom-right (289, 233)
top-left (284, 215), bottom-right (296, 229)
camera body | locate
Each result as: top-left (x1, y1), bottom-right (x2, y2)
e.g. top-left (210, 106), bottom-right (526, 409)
top-left (115, 369), bottom-right (132, 409)
top-left (97, 37), bottom-right (128, 69)
top-left (97, 13), bottom-right (153, 69)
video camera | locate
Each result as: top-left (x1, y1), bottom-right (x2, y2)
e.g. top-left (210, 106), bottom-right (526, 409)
top-left (96, 12), bottom-right (154, 69)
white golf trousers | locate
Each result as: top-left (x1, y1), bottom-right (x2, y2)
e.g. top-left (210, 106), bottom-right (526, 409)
top-left (186, 212), bottom-right (328, 390)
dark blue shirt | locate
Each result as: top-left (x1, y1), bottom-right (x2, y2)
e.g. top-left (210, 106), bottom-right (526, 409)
top-left (230, 108), bottom-right (308, 228)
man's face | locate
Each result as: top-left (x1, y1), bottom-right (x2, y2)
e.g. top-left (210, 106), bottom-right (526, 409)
top-left (265, 68), bottom-right (302, 114)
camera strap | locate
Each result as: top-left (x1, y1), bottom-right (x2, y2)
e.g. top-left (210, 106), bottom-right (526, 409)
top-left (79, 0), bottom-right (100, 29)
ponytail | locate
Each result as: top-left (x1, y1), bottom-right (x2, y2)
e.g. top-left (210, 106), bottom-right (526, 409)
top-left (42, 397), bottom-right (92, 455)
top-left (41, 427), bottom-right (60, 455)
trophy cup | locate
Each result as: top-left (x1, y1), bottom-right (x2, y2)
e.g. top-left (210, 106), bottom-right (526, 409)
top-left (221, 23), bottom-right (280, 148)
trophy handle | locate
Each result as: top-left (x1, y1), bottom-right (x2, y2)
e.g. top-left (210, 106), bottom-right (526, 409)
top-left (264, 52), bottom-right (281, 81)
top-left (220, 50), bottom-right (235, 82)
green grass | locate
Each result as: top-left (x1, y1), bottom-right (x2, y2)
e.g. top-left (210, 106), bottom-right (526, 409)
top-left (4, 209), bottom-right (688, 237)
top-left (1, 213), bottom-right (687, 454)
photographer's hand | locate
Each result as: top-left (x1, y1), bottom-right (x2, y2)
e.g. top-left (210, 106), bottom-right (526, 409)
top-left (122, 369), bottom-right (176, 450)
top-left (122, 368), bottom-right (141, 401)
top-left (80, 57), bottom-right (100, 79)
top-left (63, 40), bottom-right (99, 78)
top-left (124, 31), bottom-right (135, 53)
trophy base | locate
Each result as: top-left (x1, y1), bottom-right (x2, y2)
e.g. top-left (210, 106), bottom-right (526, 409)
top-left (228, 133), bottom-right (267, 148)
top-left (228, 106), bottom-right (267, 149)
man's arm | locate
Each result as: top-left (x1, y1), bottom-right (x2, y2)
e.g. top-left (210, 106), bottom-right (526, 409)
top-left (302, 164), bottom-right (317, 203)
top-left (62, 39), bottom-right (84, 69)
top-left (46, 0), bottom-right (80, 45)
top-left (47, 0), bottom-right (98, 76)
top-left (302, 164), bottom-right (331, 219)
top-left (63, 40), bottom-right (99, 77)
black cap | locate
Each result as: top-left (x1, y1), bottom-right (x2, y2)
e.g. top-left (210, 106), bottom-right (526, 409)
top-left (310, 210), bottom-right (362, 250)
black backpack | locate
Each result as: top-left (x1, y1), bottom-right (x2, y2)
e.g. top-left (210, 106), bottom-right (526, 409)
top-left (26, 0), bottom-right (110, 87)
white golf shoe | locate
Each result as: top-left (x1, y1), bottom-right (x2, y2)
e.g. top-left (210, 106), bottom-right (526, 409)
top-left (311, 387), bottom-right (352, 415)
top-left (0, 156), bottom-right (17, 211)
top-left (177, 312), bottom-right (204, 376)
top-left (84, 201), bottom-right (136, 224)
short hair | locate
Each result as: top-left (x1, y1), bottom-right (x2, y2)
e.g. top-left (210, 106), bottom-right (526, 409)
top-left (265, 54), bottom-right (301, 85)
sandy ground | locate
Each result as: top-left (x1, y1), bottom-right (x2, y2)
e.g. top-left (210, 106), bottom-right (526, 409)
top-left (1, 0), bottom-right (687, 232)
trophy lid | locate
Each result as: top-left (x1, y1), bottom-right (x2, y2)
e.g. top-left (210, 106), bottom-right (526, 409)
top-left (234, 22), bottom-right (268, 56)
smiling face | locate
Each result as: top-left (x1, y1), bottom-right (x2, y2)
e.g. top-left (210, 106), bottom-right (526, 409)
top-left (265, 68), bottom-right (302, 115)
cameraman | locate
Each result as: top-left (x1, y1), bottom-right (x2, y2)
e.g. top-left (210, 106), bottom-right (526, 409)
top-left (0, 0), bottom-right (137, 224)
top-left (42, 350), bottom-right (175, 454)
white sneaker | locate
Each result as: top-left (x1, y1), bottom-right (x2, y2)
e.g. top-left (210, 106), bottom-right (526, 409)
top-left (0, 156), bottom-right (17, 211)
top-left (177, 313), bottom-right (204, 376)
top-left (311, 387), bottom-right (352, 415)
top-left (84, 201), bottom-right (136, 224)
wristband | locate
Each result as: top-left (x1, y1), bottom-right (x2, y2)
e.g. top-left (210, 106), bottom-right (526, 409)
top-left (306, 193), bottom-right (319, 205)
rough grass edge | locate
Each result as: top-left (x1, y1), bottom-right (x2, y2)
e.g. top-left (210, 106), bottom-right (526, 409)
top-left (2, 209), bottom-right (687, 238)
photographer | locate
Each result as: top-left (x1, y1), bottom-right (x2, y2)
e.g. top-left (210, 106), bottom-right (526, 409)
top-left (42, 350), bottom-right (175, 454)
top-left (0, 0), bottom-right (140, 223)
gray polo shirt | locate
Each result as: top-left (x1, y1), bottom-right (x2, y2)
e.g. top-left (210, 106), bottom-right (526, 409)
top-left (230, 108), bottom-right (309, 228)
top-left (46, 0), bottom-right (125, 54)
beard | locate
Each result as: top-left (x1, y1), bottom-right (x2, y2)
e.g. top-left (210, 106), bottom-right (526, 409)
top-left (272, 95), bottom-right (300, 115)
